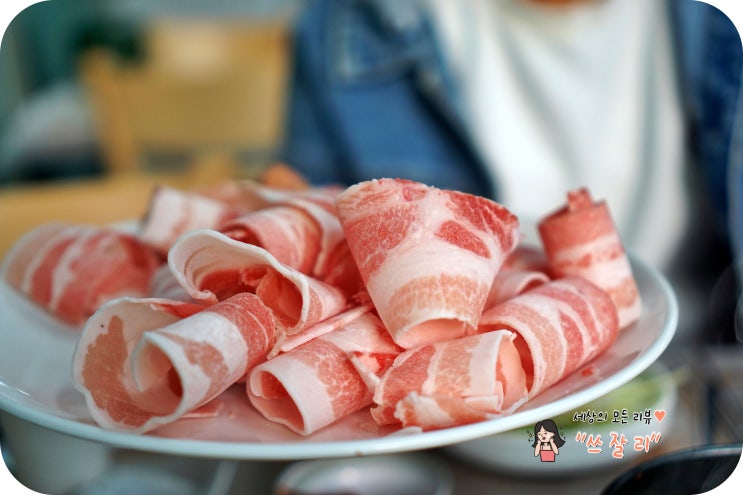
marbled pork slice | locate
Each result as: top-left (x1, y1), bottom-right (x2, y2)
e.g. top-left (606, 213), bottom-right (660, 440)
top-left (139, 185), bottom-right (238, 255)
top-left (248, 312), bottom-right (402, 435)
top-left (478, 276), bottom-right (619, 399)
top-left (219, 205), bottom-right (322, 275)
top-left (72, 292), bottom-right (276, 433)
top-left (538, 188), bottom-right (641, 328)
top-left (1, 223), bottom-right (160, 327)
top-left (168, 229), bottom-right (347, 334)
top-left (483, 269), bottom-right (550, 312)
top-left (335, 178), bottom-right (519, 348)
top-left (268, 192), bottom-right (347, 279)
top-left (371, 330), bottom-right (527, 430)
top-left (72, 297), bottom-right (204, 431)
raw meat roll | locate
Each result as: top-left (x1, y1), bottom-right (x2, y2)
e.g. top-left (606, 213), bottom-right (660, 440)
top-left (538, 188), bottom-right (641, 328)
top-left (248, 312), bottom-right (401, 435)
top-left (219, 206), bottom-right (322, 275)
top-left (72, 297), bottom-right (204, 431)
top-left (335, 178), bottom-right (519, 348)
top-left (478, 276), bottom-right (619, 398)
top-left (168, 229), bottom-right (347, 334)
top-left (148, 264), bottom-right (193, 301)
top-left (72, 292), bottom-right (275, 433)
top-left (1, 223), bottom-right (160, 326)
top-left (484, 269), bottom-right (550, 311)
top-left (371, 330), bottom-right (527, 430)
top-left (139, 185), bottom-right (237, 255)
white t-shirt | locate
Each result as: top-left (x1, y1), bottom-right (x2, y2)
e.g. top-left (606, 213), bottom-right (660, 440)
top-left (427, 0), bottom-right (688, 270)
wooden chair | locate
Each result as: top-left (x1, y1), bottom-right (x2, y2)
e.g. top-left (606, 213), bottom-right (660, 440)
top-left (0, 18), bottom-right (293, 258)
top-left (79, 18), bottom-right (292, 179)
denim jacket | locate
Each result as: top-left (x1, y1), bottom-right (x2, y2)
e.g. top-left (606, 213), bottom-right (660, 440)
top-left (281, 0), bottom-right (743, 283)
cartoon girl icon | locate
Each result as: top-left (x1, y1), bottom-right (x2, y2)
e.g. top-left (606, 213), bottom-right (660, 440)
top-left (532, 419), bottom-right (566, 462)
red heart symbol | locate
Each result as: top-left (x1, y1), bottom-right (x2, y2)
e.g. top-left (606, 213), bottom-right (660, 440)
top-left (654, 410), bottom-right (666, 422)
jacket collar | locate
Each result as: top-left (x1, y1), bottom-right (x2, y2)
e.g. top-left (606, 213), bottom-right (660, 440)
top-left (324, 0), bottom-right (494, 196)
top-left (327, 0), bottom-right (430, 82)
top-left (327, 0), bottom-right (468, 127)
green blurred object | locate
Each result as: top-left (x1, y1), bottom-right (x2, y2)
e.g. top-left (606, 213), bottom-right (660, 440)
top-left (552, 366), bottom-right (679, 431)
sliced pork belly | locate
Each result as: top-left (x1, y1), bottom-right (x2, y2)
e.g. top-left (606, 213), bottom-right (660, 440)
top-left (228, 184), bottom-right (355, 283)
top-left (139, 185), bottom-right (237, 255)
top-left (219, 206), bottom-right (322, 275)
top-left (371, 330), bottom-right (527, 430)
top-left (200, 180), bottom-right (343, 213)
top-left (273, 303), bottom-right (374, 355)
top-left (538, 188), bottom-right (641, 328)
top-left (72, 293), bottom-right (275, 433)
top-left (316, 240), bottom-right (366, 298)
top-left (248, 312), bottom-right (401, 435)
top-left (1, 223), bottom-right (160, 326)
top-left (72, 297), bottom-right (204, 431)
top-left (478, 276), bottom-right (619, 398)
top-left (148, 264), bottom-right (193, 301)
top-left (502, 244), bottom-right (550, 272)
top-left (168, 229), bottom-right (347, 334)
top-left (484, 269), bottom-right (550, 311)
top-left (335, 178), bottom-right (519, 348)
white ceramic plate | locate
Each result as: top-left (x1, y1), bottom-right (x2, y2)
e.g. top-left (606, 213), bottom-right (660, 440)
top-left (0, 257), bottom-right (677, 460)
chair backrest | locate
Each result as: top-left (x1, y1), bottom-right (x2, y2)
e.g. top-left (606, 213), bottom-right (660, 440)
top-left (79, 18), bottom-right (292, 178)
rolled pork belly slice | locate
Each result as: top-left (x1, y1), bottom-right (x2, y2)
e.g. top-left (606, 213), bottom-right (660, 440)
top-left (334, 178), bottom-right (520, 348)
top-left (270, 193), bottom-right (347, 280)
top-left (1, 223), bottom-right (160, 327)
top-left (502, 244), bottom-right (550, 272)
top-left (139, 185), bottom-right (238, 256)
top-left (478, 276), bottom-right (619, 399)
top-left (537, 188), bottom-right (641, 328)
top-left (483, 269), bottom-right (551, 312)
top-left (248, 312), bottom-right (402, 435)
top-left (219, 205), bottom-right (322, 275)
top-left (72, 292), bottom-right (275, 433)
top-left (148, 264), bottom-right (193, 301)
top-left (371, 330), bottom-right (527, 430)
top-left (219, 187), bottom-right (363, 295)
top-left (200, 180), bottom-right (343, 214)
top-left (272, 303), bottom-right (374, 355)
top-left (168, 229), bottom-right (347, 334)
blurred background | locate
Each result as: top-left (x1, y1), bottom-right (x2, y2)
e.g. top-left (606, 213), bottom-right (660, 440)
top-left (0, 0), bottom-right (300, 255)
top-left (1, 2), bottom-right (742, 494)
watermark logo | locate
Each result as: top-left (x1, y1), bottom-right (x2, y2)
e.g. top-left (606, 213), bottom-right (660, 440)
top-left (531, 419), bottom-right (566, 463)
top-left (527, 408), bottom-right (668, 463)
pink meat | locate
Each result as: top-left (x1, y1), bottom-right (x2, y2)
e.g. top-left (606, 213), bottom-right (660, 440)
top-left (219, 206), bottom-right (322, 275)
top-left (72, 292), bottom-right (275, 433)
top-left (335, 178), bottom-right (520, 348)
top-left (502, 244), bottom-right (550, 272)
top-left (537, 188), bottom-right (641, 328)
top-left (236, 181), bottom-right (343, 210)
top-left (148, 264), bottom-right (193, 302)
top-left (71, 297), bottom-right (205, 430)
top-left (478, 276), bottom-right (619, 398)
top-left (219, 186), bottom-right (360, 286)
top-left (276, 195), bottom-right (348, 280)
top-left (316, 240), bottom-right (366, 299)
top-left (139, 185), bottom-right (238, 255)
top-left (199, 180), bottom-right (343, 213)
top-left (1, 223), bottom-right (161, 327)
top-left (371, 330), bottom-right (527, 430)
top-left (484, 269), bottom-right (551, 311)
top-left (248, 312), bottom-right (402, 435)
top-left (168, 229), bottom-right (347, 334)
top-left (273, 303), bottom-right (374, 355)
